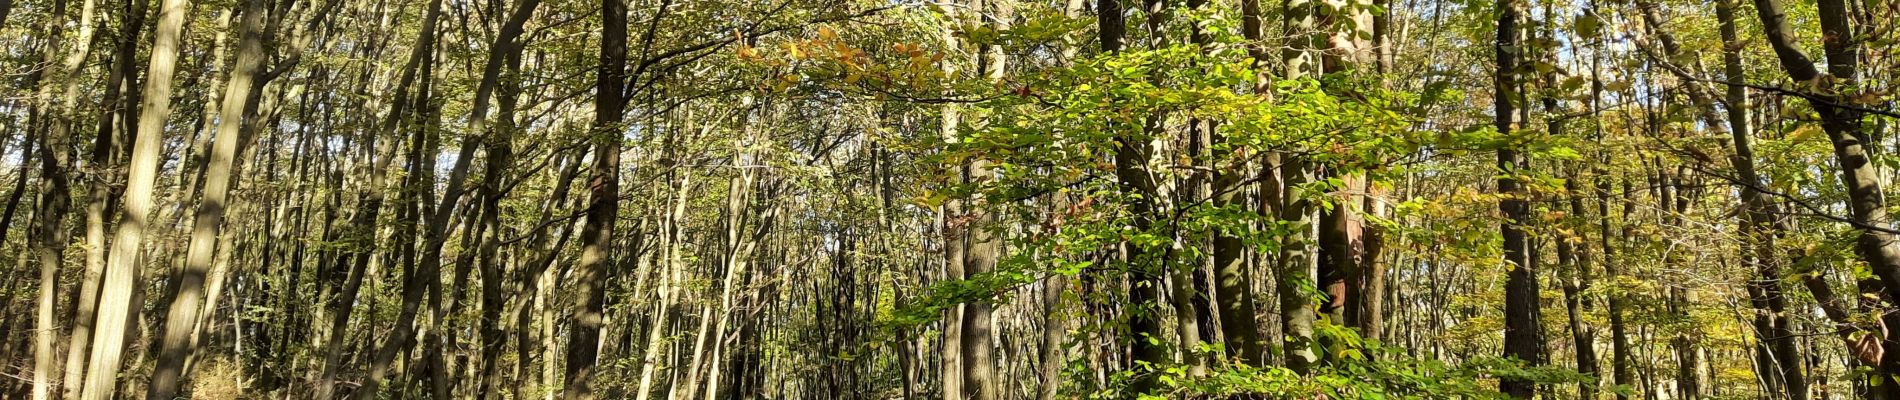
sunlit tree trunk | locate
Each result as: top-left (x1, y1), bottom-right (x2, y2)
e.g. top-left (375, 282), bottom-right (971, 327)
top-left (66, 1), bottom-right (149, 394)
top-left (146, 0), bottom-right (267, 396)
top-left (1277, 0), bottom-right (1323, 374)
top-left (936, 3), bottom-right (966, 397)
top-left (960, 0), bottom-right (1009, 397)
top-left (1702, 0), bottom-right (1807, 397)
top-left (310, 1), bottom-right (404, 397)
top-left (1036, 2), bottom-right (1089, 395)
top-left (1096, 0), bottom-right (1168, 392)
top-left (28, 0), bottom-right (94, 396)
top-left (78, 0), bottom-right (190, 395)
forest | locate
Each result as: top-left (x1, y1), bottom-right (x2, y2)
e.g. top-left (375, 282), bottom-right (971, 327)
top-left (3, 0), bottom-right (1899, 398)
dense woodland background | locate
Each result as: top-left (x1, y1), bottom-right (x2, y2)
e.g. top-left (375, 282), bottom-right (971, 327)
top-left (5, 0), bottom-right (1900, 398)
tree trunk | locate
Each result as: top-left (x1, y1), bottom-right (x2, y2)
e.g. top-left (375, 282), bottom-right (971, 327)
top-left (310, 1), bottom-right (407, 397)
top-left (1278, 0), bottom-right (1323, 375)
top-left (354, 0), bottom-right (448, 396)
top-left (1096, 0), bottom-right (1167, 393)
top-left (67, 0), bottom-right (149, 393)
top-left (1494, 0), bottom-right (1543, 396)
top-left (1358, 190), bottom-right (1387, 343)
top-left (1558, 176), bottom-right (1599, 400)
top-left (1710, 0), bottom-right (1806, 397)
top-left (959, 0), bottom-right (1010, 397)
top-left (1748, 0), bottom-right (1900, 395)
top-left (471, 1), bottom-right (543, 398)
top-left (1037, 3), bottom-right (1088, 393)
top-left (77, 0), bottom-right (188, 395)
top-left (938, 3), bottom-right (966, 397)
top-left (1215, 0), bottom-right (1270, 370)
top-left (30, 0), bottom-right (92, 396)
top-left (565, 0), bottom-right (626, 395)
top-left (146, 0), bottom-right (268, 396)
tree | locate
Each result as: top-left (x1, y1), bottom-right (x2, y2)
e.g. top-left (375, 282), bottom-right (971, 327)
top-left (76, 0), bottom-right (189, 396)
top-left (565, 0), bottom-right (627, 396)
top-left (27, 0), bottom-right (92, 396)
top-left (1748, 0), bottom-right (1900, 395)
top-left (473, 0), bottom-right (545, 397)
top-left (146, 0), bottom-right (269, 396)
top-left (1493, 0), bottom-right (1544, 396)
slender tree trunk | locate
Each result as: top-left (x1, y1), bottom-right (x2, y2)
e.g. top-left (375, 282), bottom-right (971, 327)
top-left (1711, 0), bottom-right (1806, 397)
top-left (512, 148), bottom-right (583, 400)
top-left (1213, 0), bottom-right (1273, 370)
top-left (79, 0), bottom-right (190, 396)
top-left (29, 0), bottom-right (92, 396)
top-left (146, 0), bottom-right (267, 396)
top-left (1097, 0), bottom-right (1167, 392)
top-left (702, 173), bottom-right (769, 400)
top-left (29, 119), bottom-right (70, 400)
top-left (67, 1), bottom-right (149, 393)
top-left (0, 132), bottom-right (34, 295)
top-left (1357, 190), bottom-right (1386, 343)
top-left (1316, 0), bottom-right (1371, 335)
top-left (1749, 0), bottom-right (1900, 395)
top-left (937, 3), bottom-right (966, 396)
top-left (1277, 0), bottom-right (1323, 374)
top-left (566, 0), bottom-right (626, 396)
top-left (0, 129), bottom-right (34, 380)
top-left (1582, 21), bottom-right (1635, 397)
top-left (1557, 176), bottom-right (1600, 400)
top-left (959, 1), bottom-right (1009, 397)
top-left (1494, 0), bottom-right (1543, 396)
top-left (354, 0), bottom-right (448, 396)
top-left (1540, 17), bottom-right (1597, 400)
top-left (1357, 0), bottom-right (1391, 349)
top-left (471, 1), bottom-right (543, 398)
top-left (1033, 8), bottom-right (1086, 397)
top-left (636, 173), bottom-right (689, 400)
top-left (311, 3), bottom-right (404, 397)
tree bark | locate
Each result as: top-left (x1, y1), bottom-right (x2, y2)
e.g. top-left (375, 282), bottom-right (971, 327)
top-left (29, 0), bottom-right (92, 396)
top-left (1710, 0), bottom-right (1806, 397)
top-left (1277, 0), bottom-right (1323, 374)
top-left (1211, 0), bottom-right (1271, 370)
top-left (960, 1), bottom-right (1007, 396)
top-left (1494, 0), bottom-right (1543, 396)
top-left (470, 1), bottom-right (543, 398)
top-left (1096, 0), bottom-right (1167, 393)
top-left (146, 0), bottom-right (268, 396)
top-left (353, 0), bottom-right (448, 396)
top-left (937, 4), bottom-right (966, 396)
top-left (1036, 3), bottom-right (1088, 394)
top-left (565, 0), bottom-right (626, 396)
top-left (79, 0), bottom-right (189, 396)
top-left (66, 0), bottom-right (149, 394)
top-left (1748, 0), bottom-right (1900, 395)
top-left (1557, 176), bottom-right (1599, 400)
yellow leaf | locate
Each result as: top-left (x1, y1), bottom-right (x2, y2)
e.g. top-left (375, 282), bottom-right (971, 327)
top-left (781, 42), bottom-right (805, 59)
top-left (1789, 124), bottom-right (1823, 143)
